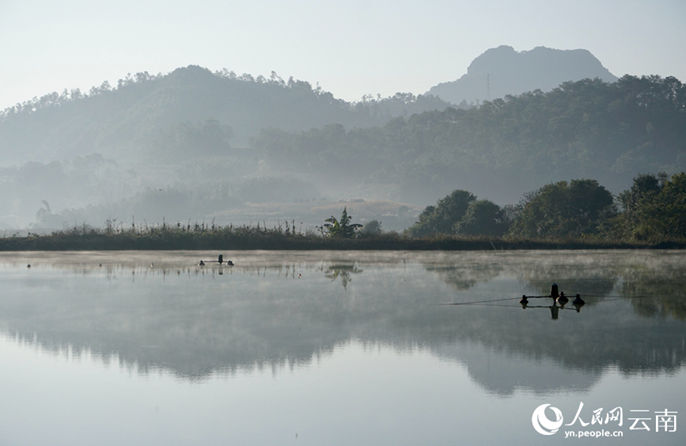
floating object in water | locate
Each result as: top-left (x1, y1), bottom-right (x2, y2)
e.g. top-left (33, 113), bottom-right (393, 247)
top-left (520, 294), bottom-right (528, 308)
top-left (298, 273), bottom-right (302, 279)
top-left (557, 292), bottom-right (569, 306)
top-left (198, 257), bottom-right (231, 266)
top-left (573, 293), bottom-right (585, 312)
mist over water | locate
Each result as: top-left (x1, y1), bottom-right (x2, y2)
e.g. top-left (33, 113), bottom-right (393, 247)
top-left (1, 3), bottom-right (685, 444)
top-left (0, 250), bottom-right (684, 445)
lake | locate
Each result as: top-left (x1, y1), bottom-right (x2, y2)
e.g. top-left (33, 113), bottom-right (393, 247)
top-left (0, 250), bottom-right (684, 445)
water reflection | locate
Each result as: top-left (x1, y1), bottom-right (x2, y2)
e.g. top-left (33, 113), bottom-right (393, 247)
top-left (0, 250), bottom-right (684, 396)
top-left (518, 259), bottom-right (618, 306)
top-left (621, 265), bottom-right (686, 320)
top-left (425, 261), bottom-right (502, 291)
top-left (323, 263), bottom-right (362, 289)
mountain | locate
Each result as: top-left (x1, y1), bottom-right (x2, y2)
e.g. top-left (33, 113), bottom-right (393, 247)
top-left (255, 75), bottom-right (686, 204)
top-left (0, 65), bottom-right (449, 166)
top-left (428, 45), bottom-right (618, 104)
top-left (1, 61), bottom-right (683, 231)
top-left (0, 66), bottom-right (448, 227)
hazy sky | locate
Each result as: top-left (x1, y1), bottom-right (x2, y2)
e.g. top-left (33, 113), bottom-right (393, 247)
top-left (1, 0), bottom-right (685, 108)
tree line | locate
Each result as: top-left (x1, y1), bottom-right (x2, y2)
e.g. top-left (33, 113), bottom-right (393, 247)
top-left (407, 172), bottom-right (686, 241)
top-left (2, 170), bottom-right (684, 250)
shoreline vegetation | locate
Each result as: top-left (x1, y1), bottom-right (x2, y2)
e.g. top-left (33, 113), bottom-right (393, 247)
top-left (1, 225), bottom-right (684, 251)
top-left (4, 171), bottom-right (684, 252)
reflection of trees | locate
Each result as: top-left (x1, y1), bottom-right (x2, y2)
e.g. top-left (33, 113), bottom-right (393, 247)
top-left (621, 264), bottom-right (686, 320)
top-left (323, 263), bottom-right (362, 289)
top-left (520, 262), bottom-right (617, 306)
top-left (424, 263), bottom-right (502, 291)
top-left (424, 253), bottom-right (618, 301)
top-left (0, 251), bottom-right (684, 395)
top-left (511, 252), bottom-right (686, 320)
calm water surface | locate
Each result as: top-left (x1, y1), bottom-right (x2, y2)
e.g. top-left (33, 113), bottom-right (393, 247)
top-left (0, 250), bottom-right (684, 445)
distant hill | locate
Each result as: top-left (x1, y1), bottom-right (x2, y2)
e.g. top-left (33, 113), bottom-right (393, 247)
top-left (0, 66), bottom-right (450, 227)
top-left (256, 75), bottom-right (686, 204)
top-left (1, 61), bottom-right (683, 230)
top-left (0, 66), bottom-right (449, 166)
top-left (428, 45), bottom-right (617, 104)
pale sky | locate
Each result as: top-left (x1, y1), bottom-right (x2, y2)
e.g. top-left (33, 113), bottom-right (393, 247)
top-left (1, 0), bottom-right (685, 109)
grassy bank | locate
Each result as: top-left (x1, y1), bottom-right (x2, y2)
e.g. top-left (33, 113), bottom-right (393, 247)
top-left (1, 226), bottom-right (684, 251)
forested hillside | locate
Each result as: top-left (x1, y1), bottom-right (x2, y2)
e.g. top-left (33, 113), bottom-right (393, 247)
top-left (255, 75), bottom-right (686, 204)
top-left (0, 65), bottom-right (449, 165)
top-left (1, 66), bottom-right (684, 230)
top-left (0, 66), bottom-right (447, 228)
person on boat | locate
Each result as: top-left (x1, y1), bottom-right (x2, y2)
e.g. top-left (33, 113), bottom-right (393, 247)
top-left (550, 283), bottom-right (559, 299)
top-left (557, 291), bottom-right (569, 306)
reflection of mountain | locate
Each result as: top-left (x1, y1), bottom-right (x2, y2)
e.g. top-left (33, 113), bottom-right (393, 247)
top-left (0, 251), bottom-right (684, 396)
top-left (433, 342), bottom-right (601, 395)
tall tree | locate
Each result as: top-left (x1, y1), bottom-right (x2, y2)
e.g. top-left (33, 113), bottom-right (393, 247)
top-left (408, 190), bottom-right (476, 236)
top-left (616, 173), bottom-right (664, 239)
top-left (508, 179), bottom-right (615, 239)
top-left (455, 200), bottom-right (509, 236)
top-left (324, 208), bottom-right (362, 238)
top-left (617, 172), bottom-right (686, 240)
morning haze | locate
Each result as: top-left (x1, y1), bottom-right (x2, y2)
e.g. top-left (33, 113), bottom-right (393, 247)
top-left (1, 49), bottom-right (684, 233)
top-left (1, 2), bottom-right (686, 446)
top-left (1, 1), bottom-right (685, 232)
